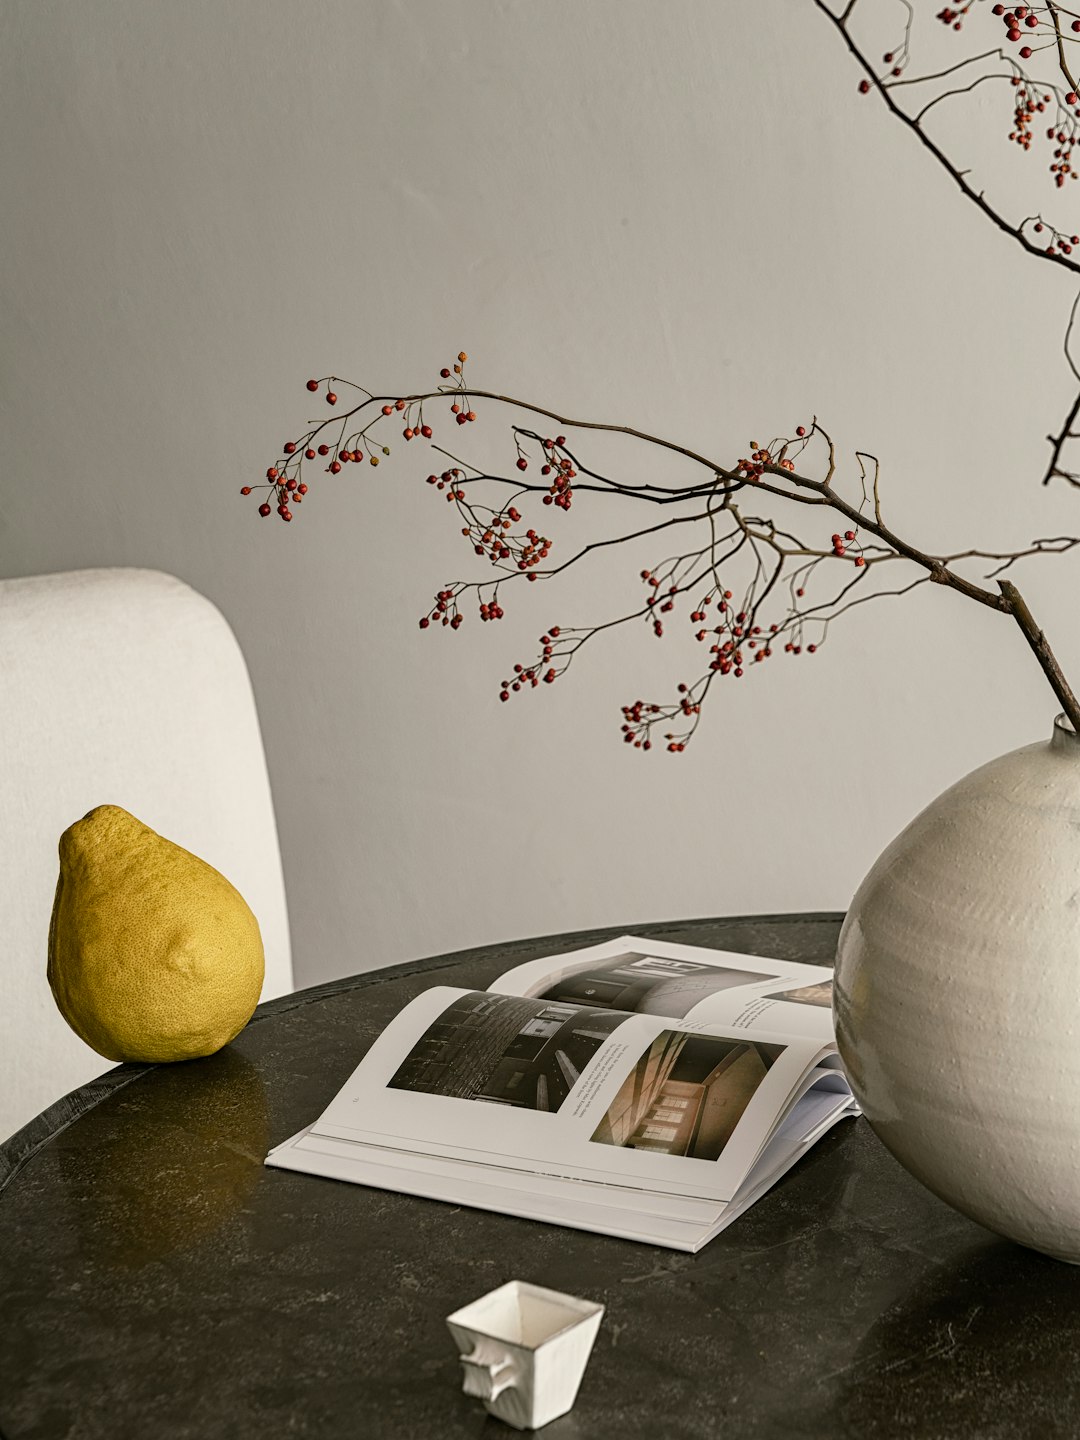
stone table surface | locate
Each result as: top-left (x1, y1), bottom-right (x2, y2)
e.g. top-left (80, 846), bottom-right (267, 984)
top-left (1, 914), bottom-right (1074, 1440)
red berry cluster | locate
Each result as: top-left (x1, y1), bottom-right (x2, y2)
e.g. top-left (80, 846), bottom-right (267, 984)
top-left (735, 442), bottom-right (796, 482)
top-left (644, 572), bottom-right (780, 676)
top-left (535, 437), bottom-right (575, 510)
top-left (460, 507), bottom-right (552, 574)
top-left (245, 359), bottom-right (474, 524)
top-left (241, 375), bottom-right (397, 521)
top-left (990, 7), bottom-right (1080, 185)
top-left (936, 3), bottom-right (972, 32)
top-left (382, 395), bottom-right (435, 445)
top-left (641, 568), bottom-right (681, 638)
top-left (419, 588), bottom-right (464, 631)
top-left (621, 687), bottom-right (708, 754)
top-left (625, 682), bottom-right (703, 754)
top-left (388, 391), bottom-right (429, 438)
top-left (439, 353), bottom-right (479, 427)
top-left (1047, 113), bottom-right (1080, 189)
top-left (619, 508), bottom-right (843, 750)
top-left (427, 469), bottom-right (467, 503)
top-left (498, 628), bottom-right (563, 701)
top-left (1032, 216), bottom-right (1080, 254)
top-left (620, 701), bottom-right (658, 752)
top-left (857, 40), bottom-right (908, 94)
top-left (243, 455), bottom-right (314, 522)
top-left (696, 590), bottom-right (765, 677)
top-left (992, 2), bottom-right (1043, 50)
top-left (929, 4), bottom-right (1080, 195)
top-left (831, 528), bottom-right (866, 566)
top-left (620, 603), bottom-right (824, 751)
top-left (1008, 81), bottom-right (1044, 150)
top-left (880, 46), bottom-right (906, 77)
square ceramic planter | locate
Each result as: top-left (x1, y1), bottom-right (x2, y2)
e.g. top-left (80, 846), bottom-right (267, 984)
top-left (446, 1279), bottom-right (604, 1430)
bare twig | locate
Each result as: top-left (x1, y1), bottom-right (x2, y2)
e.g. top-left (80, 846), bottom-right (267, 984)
top-left (999, 579), bottom-right (1080, 729)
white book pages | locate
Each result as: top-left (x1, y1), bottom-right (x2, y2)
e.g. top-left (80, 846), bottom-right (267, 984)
top-left (266, 1130), bottom-right (720, 1250)
top-left (265, 1086), bottom-right (854, 1252)
top-left (308, 985), bottom-right (834, 1204)
top-left (264, 936), bottom-right (856, 1251)
top-left (278, 1132), bottom-right (727, 1226)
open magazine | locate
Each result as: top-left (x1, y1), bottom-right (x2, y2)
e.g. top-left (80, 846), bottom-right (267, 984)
top-left (266, 934), bottom-right (857, 1252)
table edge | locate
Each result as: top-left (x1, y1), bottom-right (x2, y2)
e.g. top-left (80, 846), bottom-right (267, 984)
top-left (0, 909), bottom-right (844, 1197)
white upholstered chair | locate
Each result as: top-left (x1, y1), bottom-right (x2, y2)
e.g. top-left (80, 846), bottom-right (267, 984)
top-left (0, 568), bottom-right (293, 1141)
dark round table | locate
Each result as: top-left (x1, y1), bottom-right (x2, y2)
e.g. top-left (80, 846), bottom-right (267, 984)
top-left (1, 914), bottom-right (1073, 1440)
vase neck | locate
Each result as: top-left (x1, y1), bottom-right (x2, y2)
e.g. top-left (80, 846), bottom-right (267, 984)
top-left (1052, 714), bottom-right (1080, 753)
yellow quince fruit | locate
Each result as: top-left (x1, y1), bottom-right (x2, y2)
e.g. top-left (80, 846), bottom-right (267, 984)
top-left (48, 804), bottom-right (264, 1063)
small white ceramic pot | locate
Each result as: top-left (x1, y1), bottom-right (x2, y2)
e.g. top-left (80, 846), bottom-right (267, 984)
top-left (835, 715), bottom-right (1080, 1262)
top-left (446, 1280), bottom-right (604, 1430)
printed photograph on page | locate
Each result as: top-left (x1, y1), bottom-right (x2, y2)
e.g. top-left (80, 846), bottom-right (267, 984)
top-left (387, 991), bottom-right (625, 1112)
top-left (590, 1030), bottom-right (785, 1162)
top-left (528, 951), bottom-right (778, 1019)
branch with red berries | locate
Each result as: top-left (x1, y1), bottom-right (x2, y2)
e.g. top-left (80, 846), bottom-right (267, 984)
top-left (241, 358), bottom-right (1080, 745)
top-left (238, 3), bottom-right (1080, 748)
top-left (830, 0), bottom-right (1080, 485)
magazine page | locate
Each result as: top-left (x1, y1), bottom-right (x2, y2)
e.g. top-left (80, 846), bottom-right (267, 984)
top-left (491, 935), bottom-right (836, 1040)
top-left (306, 984), bottom-right (833, 1205)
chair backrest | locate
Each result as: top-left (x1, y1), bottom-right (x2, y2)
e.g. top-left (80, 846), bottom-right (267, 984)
top-left (0, 568), bottom-right (292, 1141)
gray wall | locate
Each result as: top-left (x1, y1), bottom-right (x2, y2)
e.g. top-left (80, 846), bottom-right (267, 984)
top-left (4, 1), bottom-right (1077, 987)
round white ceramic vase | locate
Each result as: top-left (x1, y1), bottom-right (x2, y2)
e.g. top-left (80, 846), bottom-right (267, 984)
top-left (835, 715), bottom-right (1080, 1262)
